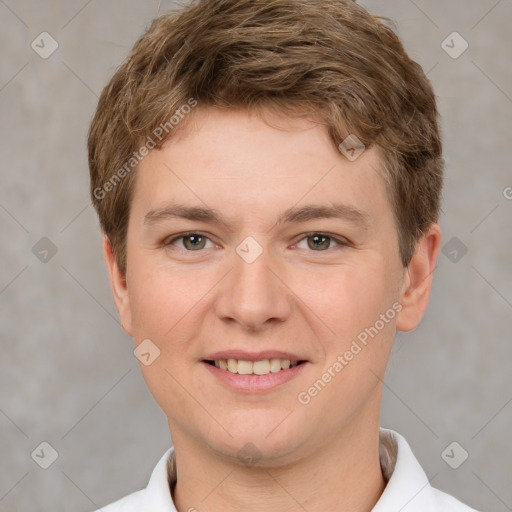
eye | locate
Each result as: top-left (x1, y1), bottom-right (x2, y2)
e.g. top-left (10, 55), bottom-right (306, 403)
top-left (294, 232), bottom-right (348, 251)
top-left (163, 231), bottom-right (349, 252)
top-left (164, 232), bottom-right (215, 251)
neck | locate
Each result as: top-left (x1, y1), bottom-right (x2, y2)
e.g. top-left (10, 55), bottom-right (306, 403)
top-left (170, 411), bottom-right (386, 512)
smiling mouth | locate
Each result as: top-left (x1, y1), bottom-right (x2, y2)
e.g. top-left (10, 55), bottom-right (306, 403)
top-left (204, 359), bottom-right (306, 376)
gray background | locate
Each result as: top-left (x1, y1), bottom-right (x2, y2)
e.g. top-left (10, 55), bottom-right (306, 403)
top-left (0, 0), bottom-right (511, 511)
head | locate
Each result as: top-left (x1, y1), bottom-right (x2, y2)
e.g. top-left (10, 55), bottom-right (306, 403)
top-left (88, 0), bottom-right (442, 463)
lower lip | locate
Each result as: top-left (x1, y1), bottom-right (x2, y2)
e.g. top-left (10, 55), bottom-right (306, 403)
top-left (202, 361), bottom-right (308, 392)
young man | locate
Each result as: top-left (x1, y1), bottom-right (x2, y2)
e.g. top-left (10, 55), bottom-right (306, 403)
top-left (88, 1), bottom-right (478, 510)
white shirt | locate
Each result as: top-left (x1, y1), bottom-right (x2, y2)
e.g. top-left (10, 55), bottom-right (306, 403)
top-left (94, 428), bottom-right (479, 511)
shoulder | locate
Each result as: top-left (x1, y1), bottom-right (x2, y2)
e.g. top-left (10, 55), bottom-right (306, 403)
top-left (92, 489), bottom-right (147, 512)
top-left (89, 447), bottom-right (176, 512)
top-left (429, 488), bottom-right (480, 511)
top-left (375, 428), bottom-right (479, 512)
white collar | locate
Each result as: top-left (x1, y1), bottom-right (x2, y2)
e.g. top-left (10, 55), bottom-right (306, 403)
top-left (99, 428), bottom-right (477, 511)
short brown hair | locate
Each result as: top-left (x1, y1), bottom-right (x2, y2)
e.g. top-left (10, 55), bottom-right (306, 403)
top-left (88, 0), bottom-right (443, 275)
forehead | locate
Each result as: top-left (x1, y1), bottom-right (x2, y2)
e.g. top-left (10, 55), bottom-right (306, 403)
top-left (131, 107), bottom-right (392, 227)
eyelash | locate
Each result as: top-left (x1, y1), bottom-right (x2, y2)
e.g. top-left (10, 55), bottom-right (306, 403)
top-left (163, 231), bottom-right (350, 252)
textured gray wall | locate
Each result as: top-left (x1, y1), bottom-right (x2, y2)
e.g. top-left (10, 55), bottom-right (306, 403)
top-left (0, 1), bottom-right (510, 511)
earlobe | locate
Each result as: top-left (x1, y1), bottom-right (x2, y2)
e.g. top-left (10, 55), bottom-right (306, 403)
top-left (395, 223), bottom-right (441, 333)
top-left (102, 235), bottom-right (133, 335)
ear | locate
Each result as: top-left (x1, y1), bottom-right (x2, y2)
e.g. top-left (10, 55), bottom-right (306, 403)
top-left (102, 235), bottom-right (133, 336)
top-left (396, 223), bottom-right (441, 332)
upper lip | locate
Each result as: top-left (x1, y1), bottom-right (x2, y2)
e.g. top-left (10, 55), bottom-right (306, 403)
top-left (204, 350), bottom-right (306, 362)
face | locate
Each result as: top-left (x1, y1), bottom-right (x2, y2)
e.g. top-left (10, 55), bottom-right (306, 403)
top-left (105, 106), bottom-right (439, 465)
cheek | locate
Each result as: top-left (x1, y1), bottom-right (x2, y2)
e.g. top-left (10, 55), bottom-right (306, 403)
top-left (289, 261), bottom-right (394, 342)
top-left (293, 264), bottom-right (398, 418)
top-left (126, 259), bottom-right (207, 411)
top-left (127, 255), bottom-right (222, 346)
top-left (129, 274), bottom-right (170, 337)
top-left (127, 257), bottom-right (187, 340)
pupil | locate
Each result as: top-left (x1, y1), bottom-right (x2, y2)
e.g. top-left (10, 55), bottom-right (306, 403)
top-left (183, 235), bottom-right (331, 251)
top-left (309, 235), bottom-right (329, 251)
top-left (185, 235), bottom-right (205, 250)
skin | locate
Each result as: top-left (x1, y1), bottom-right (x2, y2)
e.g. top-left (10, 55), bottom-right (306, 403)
top-left (103, 106), bottom-right (441, 512)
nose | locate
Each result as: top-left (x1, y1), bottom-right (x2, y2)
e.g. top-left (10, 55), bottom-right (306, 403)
top-left (214, 244), bottom-right (292, 331)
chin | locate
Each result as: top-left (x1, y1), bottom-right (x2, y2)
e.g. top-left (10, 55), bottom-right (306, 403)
top-left (202, 409), bottom-right (309, 465)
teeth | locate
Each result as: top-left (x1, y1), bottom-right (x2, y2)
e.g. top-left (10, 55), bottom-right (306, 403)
top-left (237, 360), bottom-right (253, 375)
top-left (211, 358), bottom-right (300, 375)
top-left (270, 358), bottom-right (282, 373)
top-left (253, 360), bottom-right (270, 375)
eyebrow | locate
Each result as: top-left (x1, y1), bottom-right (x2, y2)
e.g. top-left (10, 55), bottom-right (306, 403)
top-left (144, 202), bottom-right (369, 229)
